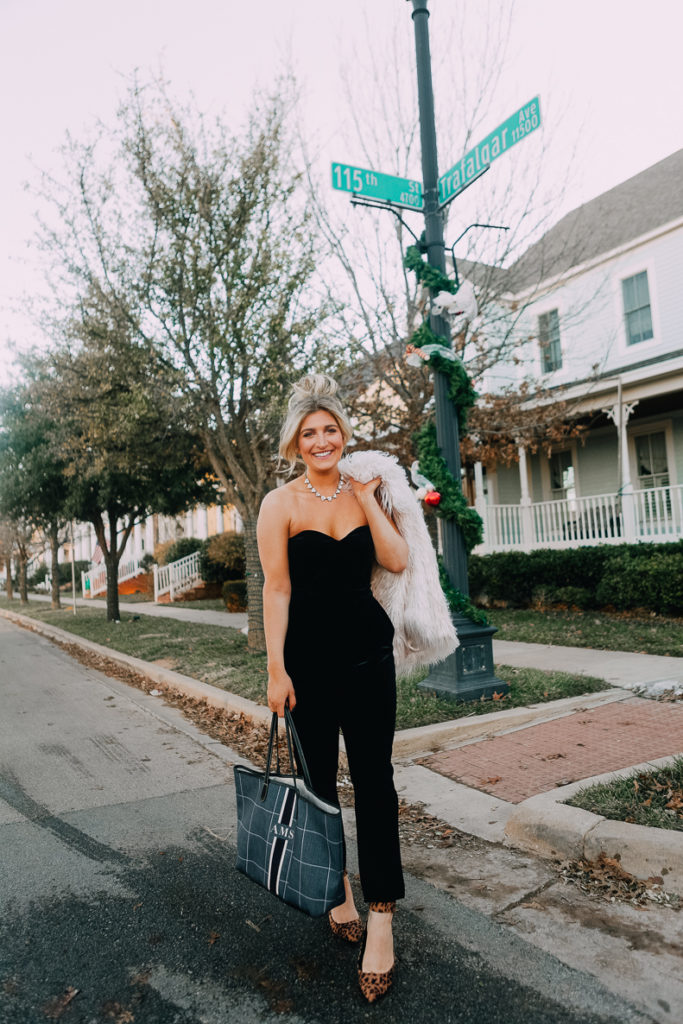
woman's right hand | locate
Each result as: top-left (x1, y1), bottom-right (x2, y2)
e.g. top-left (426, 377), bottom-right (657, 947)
top-left (267, 669), bottom-right (296, 718)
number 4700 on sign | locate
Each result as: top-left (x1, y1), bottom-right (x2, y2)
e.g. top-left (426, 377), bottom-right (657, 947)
top-left (331, 162), bottom-right (424, 210)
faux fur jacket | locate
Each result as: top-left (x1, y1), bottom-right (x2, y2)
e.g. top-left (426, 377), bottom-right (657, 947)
top-left (338, 450), bottom-right (459, 677)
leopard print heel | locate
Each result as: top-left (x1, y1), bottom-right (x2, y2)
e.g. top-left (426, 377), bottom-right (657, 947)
top-left (357, 901), bottom-right (396, 1003)
top-left (328, 909), bottom-right (364, 944)
top-left (329, 871), bottom-right (363, 944)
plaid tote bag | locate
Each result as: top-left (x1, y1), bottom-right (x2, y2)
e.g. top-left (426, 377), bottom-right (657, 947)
top-left (234, 708), bottom-right (345, 918)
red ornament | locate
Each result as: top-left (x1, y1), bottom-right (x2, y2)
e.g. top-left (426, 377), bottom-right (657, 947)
top-left (424, 490), bottom-right (441, 506)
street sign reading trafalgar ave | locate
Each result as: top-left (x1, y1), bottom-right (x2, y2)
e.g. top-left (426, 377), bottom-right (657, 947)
top-left (438, 97), bottom-right (541, 206)
top-left (331, 161), bottom-right (424, 210)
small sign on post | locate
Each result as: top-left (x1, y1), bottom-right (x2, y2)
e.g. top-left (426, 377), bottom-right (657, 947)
top-left (331, 161), bottom-right (424, 211)
top-left (438, 97), bottom-right (541, 206)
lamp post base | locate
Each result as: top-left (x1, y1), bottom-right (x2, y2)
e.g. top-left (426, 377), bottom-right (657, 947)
top-left (418, 614), bottom-right (508, 703)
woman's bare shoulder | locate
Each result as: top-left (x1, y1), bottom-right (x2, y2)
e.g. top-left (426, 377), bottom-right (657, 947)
top-left (260, 479), bottom-right (302, 516)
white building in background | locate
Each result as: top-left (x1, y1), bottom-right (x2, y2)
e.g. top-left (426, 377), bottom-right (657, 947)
top-left (40, 503), bottom-right (243, 575)
top-left (472, 148), bottom-right (683, 552)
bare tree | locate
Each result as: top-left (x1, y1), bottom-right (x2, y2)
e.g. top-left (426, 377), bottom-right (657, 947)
top-left (33, 78), bottom-right (335, 648)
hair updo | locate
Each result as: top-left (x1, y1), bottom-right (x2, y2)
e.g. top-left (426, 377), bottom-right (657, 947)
top-left (278, 373), bottom-right (353, 474)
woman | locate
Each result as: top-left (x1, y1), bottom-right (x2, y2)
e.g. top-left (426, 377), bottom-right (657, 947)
top-left (257, 373), bottom-right (408, 1003)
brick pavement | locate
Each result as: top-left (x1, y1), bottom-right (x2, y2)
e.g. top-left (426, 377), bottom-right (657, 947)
top-left (419, 697), bottom-right (683, 803)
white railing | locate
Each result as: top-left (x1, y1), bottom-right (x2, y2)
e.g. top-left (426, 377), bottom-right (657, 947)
top-left (153, 550), bottom-right (202, 602)
top-left (633, 484), bottom-right (683, 538)
top-left (81, 558), bottom-right (144, 598)
top-left (480, 483), bottom-right (683, 553)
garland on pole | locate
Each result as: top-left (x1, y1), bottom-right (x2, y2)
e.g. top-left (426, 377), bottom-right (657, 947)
top-left (404, 244), bottom-right (487, 625)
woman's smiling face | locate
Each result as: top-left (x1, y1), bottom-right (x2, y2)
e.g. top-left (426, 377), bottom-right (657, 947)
top-left (297, 410), bottom-right (344, 472)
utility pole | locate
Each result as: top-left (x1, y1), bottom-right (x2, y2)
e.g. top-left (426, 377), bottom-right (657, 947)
top-left (408, 0), bottom-right (505, 700)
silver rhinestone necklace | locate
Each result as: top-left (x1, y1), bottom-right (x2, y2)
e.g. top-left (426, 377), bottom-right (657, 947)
top-left (305, 473), bottom-right (344, 502)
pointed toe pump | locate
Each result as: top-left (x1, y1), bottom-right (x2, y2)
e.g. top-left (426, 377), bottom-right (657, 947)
top-left (328, 908), bottom-right (364, 944)
top-left (357, 901), bottom-right (396, 1003)
top-left (328, 872), bottom-right (363, 944)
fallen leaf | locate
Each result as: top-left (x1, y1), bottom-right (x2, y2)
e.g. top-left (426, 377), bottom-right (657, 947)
top-left (208, 931), bottom-right (220, 945)
top-left (43, 987), bottom-right (79, 1019)
top-left (482, 776), bottom-right (502, 785)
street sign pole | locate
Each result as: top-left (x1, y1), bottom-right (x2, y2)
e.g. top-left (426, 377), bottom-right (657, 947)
top-left (408, 0), bottom-right (505, 701)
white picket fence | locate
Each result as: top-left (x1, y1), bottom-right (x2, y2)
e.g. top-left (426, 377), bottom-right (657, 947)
top-left (153, 550), bottom-right (202, 602)
top-left (480, 483), bottom-right (683, 552)
top-left (81, 557), bottom-right (144, 598)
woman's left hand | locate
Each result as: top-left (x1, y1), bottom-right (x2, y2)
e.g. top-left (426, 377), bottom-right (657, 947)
top-left (347, 475), bottom-right (381, 508)
top-left (347, 474), bottom-right (408, 573)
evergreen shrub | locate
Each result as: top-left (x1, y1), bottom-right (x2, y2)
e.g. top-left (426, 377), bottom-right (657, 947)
top-left (200, 531), bottom-right (245, 584)
top-left (470, 541), bottom-right (683, 614)
top-left (161, 537), bottom-right (204, 565)
top-left (596, 548), bottom-right (683, 614)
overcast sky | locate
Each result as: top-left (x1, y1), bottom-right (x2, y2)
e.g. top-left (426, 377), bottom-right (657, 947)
top-left (1, 0), bottom-right (681, 383)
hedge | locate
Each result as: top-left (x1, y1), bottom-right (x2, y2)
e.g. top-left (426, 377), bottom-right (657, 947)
top-left (469, 541), bottom-right (683, 615)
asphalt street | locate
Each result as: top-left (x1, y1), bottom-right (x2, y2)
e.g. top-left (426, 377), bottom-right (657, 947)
top-left (0, 617), bottom-right (654, 1024)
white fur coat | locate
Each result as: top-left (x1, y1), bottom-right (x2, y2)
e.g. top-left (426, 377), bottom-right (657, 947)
top-left (338, 450), bottom-right (459, 677)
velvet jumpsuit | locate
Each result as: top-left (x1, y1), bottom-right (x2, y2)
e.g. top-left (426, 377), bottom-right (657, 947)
top-left (284, 524), bottom-right (405, 903)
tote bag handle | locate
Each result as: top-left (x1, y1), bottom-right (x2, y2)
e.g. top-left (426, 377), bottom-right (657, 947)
top-left (261, 705), bottom-right (314, 800)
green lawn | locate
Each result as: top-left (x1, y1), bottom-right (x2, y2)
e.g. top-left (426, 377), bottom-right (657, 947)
top-left (487, 608), bottom-right (683, 658)
top-left (2, 598), bottom-right (608, 730)
top-left (566, 757), bottom-right (683, 832)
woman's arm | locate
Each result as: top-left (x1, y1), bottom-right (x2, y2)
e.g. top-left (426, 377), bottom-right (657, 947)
top-left (349, 476), bottom-right (409, 573)
top-left (257, 490), bottom-right (297, 717)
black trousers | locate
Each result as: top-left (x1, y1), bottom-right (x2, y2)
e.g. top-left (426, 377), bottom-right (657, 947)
top-left (288, 644), bottom-right (405, 904)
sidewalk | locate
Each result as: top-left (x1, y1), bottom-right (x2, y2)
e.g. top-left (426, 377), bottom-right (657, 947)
top-left (6, 599), bottom-right (683, 891)
top-left (28, 592), bottom-right (248, 630)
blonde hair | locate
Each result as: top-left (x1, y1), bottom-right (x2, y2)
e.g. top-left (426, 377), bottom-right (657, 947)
top-left (278, 373), bottom-right (353, 474)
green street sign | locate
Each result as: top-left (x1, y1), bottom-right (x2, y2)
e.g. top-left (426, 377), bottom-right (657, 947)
top-left (331, 161), bottom-right (423, 211)
top-left (439, 97), bottom-right (541, 205)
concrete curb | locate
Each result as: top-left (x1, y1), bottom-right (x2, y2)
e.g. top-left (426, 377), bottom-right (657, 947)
top-left (0, 607), bottom-right (628, 755)
top-left (504, 757), bottom-right (683, 895)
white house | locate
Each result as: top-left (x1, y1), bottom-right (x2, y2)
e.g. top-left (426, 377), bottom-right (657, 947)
top-left (472, 149), bottom-right (683, 552)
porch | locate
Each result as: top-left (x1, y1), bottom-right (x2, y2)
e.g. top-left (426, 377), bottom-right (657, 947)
top-left (477, 482), bottom-right (683, 553)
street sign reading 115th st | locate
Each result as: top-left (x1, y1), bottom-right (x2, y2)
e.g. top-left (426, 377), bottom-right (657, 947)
top-left (331, 162), bottom-right (424, 211)
top-left (438, 97), bottom-right (541, 206)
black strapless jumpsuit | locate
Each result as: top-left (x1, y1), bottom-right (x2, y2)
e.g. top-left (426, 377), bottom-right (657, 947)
top-left (284, 524), bottom-right (405, 903)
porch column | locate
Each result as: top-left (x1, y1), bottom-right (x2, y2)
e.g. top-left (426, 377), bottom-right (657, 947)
top-left (133, 522), bottom-right (143, 562)
top-left (518, 445), bottom-right (534, 550)
top-left (145, 516), bottom-right (155, 558)
top-left (185, 509), bottom-right (194, 537)
top-left (473, 462), bottom-right (488, 552)
top-left (197, 505), bottom-right (209, 540)
top-left (603, 397), bottom-right (639, 542)
top-left (215, 504), bottom-right (224, 534)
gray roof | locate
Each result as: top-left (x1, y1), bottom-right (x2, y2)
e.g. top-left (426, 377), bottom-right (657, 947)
top-left (507, 148), bottom-right (683, 292)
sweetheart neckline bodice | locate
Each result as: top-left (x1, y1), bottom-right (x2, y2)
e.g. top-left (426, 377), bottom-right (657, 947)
top-left (288, 524), bottom-right (370, 543)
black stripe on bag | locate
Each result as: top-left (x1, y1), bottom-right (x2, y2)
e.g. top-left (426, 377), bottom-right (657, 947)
top-left (268, 786), bottom-right (296, 894)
